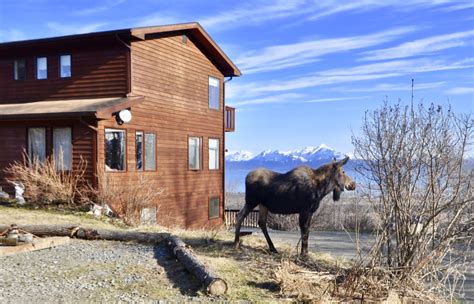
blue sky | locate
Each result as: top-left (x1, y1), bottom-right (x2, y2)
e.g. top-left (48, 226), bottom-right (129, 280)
top-left (1, 0), bottom-right (473, 155)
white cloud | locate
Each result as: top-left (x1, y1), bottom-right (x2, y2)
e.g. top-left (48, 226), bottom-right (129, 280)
top-left (233, 93), bottom-right (305, 106)
top-left (361, 30), bottom-right (474, 61)
top-left (0, 29), bottom-right (26, 42)
top-left (46, 22), bottom-right (109, 36)
top-left (332, 81), bottom-right (446, 92)
top-left (444, 87), bottom-right (474, 94)
top-left (228, 58), bottom-right (474, 98)
top-left (74, 0), bottom-right (126, 16)
top-left (236, 27), bottom-right (415, 74)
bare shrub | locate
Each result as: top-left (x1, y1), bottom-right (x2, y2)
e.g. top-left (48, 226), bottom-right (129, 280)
top-left (352, 101), bottom-right (473, 300)
top-left (93, 168), bottom-right (165, 226)
top-left (4, 153), bottom-right (88, 207)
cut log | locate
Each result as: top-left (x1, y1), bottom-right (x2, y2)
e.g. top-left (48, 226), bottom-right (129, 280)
top-left (0, 237), bottom-right (70, 256)
top-left (167, 235), bottom-right (228, 296)
top-left (0, 224), bottom-right (170, 245)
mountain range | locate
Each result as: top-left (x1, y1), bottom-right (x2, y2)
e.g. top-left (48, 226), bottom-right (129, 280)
top-left (225, 144), bottom-right (350, 170)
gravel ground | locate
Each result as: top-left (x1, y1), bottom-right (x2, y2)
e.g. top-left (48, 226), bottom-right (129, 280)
top-left (0, 239), bottom-right (206, 303)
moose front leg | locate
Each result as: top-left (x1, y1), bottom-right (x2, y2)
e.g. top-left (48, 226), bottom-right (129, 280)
top-left (298, 212), bottom-right (313, 256)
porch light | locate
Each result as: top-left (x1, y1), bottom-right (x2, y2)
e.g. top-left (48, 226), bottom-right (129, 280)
top-left (116, 109), bottom-right (132, 125)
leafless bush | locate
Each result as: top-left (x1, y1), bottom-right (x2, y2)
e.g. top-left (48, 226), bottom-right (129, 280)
top-left (93, 168), bottom-right (165, 226)
top-left (4, 152), bottom-right (88, 207)
top-left (352, 101), bottom-right (473, 300)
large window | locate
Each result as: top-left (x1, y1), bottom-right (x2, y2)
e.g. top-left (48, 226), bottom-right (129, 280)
top-left (105, 129), bottom-right (126, 171)
top-left (145, 133), bottom-right (156, 170)
top-left (209, 138), bottom-right (219, 170)
top-left (36, 57), bottom-right (47, 80)
top-left (53, 128), bottom-right (72, 171)
top-left (60, 54), bottom-right (71, 78)
top-left (208, 77), bottom-right (220, 110)
top-left (136, 131), bottom-right (143, 171)
top-left (28, 128), bottom-right (46, 164)
top-left (14, 59), bottom-right (26, 80)
top-left (209, 197), bottom-right (220, 219)
top-left (188, 137), bottom-right (201, 170)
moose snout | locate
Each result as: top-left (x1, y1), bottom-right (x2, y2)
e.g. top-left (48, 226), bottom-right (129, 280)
top-left (346, 181), bottom-right (356, 191)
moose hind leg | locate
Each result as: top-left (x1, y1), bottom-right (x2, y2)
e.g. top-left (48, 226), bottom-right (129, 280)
top-left (299, 212), bottom-right (312, 256)
top-left (258, 205), bottom-right (277, 253)
top-left (234, 204), bottom-right (253, 249)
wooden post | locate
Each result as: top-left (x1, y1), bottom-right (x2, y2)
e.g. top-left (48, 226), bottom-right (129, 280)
top-left (167, 236), bottom-right (228, 296)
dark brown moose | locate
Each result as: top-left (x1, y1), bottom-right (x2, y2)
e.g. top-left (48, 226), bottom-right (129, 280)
top-left (234, 157), bottom-right (356, 256)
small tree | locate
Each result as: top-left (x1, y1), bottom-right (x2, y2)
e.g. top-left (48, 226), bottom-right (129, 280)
top-left (352, 101), bottom-right (473, 299)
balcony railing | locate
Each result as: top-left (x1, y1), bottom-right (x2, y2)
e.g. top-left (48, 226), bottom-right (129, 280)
top-left (225, 106), bottom-right (235, 132)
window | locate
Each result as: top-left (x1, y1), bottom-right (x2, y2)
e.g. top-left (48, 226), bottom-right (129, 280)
top-left (208, 77), bottom-right (220, 110)
top-left (60, 55), bottom-right (71, 78)
top-left (136, 131), bottom-right (143, 171)
top-left (188, 137), bottom-right (201, 170)
top-left (209, 197), bottom-right (220, 219)
top-left (145, 133), bottom-right (156, 170)
top-left (14, 59), bottom-right (26, 80)
top-left (209, 138), bottom-right (219, 170)
top-left (105, 129), bottom-right (126, 171)
top-left (36, 57), bottom-right (47, 79)
top-left (28, 128), bottom-right (46, 164)
top-left (52, 128), bottom-right (72, 171)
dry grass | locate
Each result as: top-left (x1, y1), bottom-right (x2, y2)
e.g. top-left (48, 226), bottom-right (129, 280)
top-left (3, 154), bottom-right (89, 207)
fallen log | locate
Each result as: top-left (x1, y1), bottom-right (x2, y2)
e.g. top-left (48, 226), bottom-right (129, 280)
top-left (0, 224), bottom-right (170, 244)
top-left (167, 235), bottom-right (228, 296)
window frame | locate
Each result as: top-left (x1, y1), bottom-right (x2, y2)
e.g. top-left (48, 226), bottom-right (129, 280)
top-left (144, 131), bottom-right (157, 171)
top-left (208, 76), bottom-right (220, 111)
top-left (188, 136), bottom-right (202, 171)
top-left (59, 54), bottom-right (72, 79)
top-left (52, 127), bottom-right (73, 171)
top-left (36, 56), bottom-right (48, 80)
top-left (104, 128), bottom-right (127, 172)
top-left (13, 58), bottom-right (26, 81)
top-left (135, 130), bottom-right (144, 171)
top-left (208, 196), bottom-right (220, 219)
top-left (208, 138), bottom-right (220, 171)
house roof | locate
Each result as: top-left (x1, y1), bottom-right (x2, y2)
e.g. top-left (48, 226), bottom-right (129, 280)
top-left (0, 96), bottom-right (144, 120)
top-left (0, 22), bottom-right (241, 77)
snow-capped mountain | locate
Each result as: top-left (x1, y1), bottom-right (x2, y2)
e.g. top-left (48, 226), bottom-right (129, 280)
top-left (226, 144), bottom-right (348, 170)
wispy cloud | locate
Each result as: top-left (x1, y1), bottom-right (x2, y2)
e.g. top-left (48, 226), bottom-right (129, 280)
top-left (46, 22), bottom-right (109, 36)
top-left (231, 93), bottom-right (365, 107)
top-left (331, 81), bottom-right (446, 93)
top-left (0, 29), bottom-right (26, 42)
top-left (227, 58), bottom-right (474, 98)
top-left (236, 27), bottom-right (415, 74)
top-left (444, 87), bottom-right (474, 94)
top-left (133, 13), bottom-right (182, 27)
top-left (361, 30), bottom-right (474, 61)
top-left (74, 0), bottom-right (126, 16)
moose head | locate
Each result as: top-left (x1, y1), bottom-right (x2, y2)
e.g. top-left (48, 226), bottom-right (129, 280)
top-left (331, 157), bottom-right (356, 201)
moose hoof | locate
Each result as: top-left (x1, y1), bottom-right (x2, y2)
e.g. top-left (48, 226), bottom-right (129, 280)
top-left (270, 247), bottom-right (278, 254)
top-left (234, 242), bottom-right (241, 250)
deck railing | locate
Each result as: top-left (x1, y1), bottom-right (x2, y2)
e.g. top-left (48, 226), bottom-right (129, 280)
top-left (225, 106), bottom-right (235, 132)
top-left (225, 209), bottom-right (259, 228)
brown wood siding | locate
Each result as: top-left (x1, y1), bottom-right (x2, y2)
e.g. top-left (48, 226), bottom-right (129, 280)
top-left (0, 44), bottom-right (129, 104)
top-left (0, 119), bottom-right (95, 195)
top-left (95, 34), bottom-right (225, 228)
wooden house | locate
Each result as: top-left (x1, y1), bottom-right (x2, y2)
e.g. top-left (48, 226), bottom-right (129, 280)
top-left (0, 23), bottom-right (240, 228)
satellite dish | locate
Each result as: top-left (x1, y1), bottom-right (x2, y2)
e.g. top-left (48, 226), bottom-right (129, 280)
top-left (118, 109), bottom-right (132, 124)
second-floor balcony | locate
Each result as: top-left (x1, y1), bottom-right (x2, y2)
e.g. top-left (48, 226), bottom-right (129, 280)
top-left (225, 106), bottom-right (235, 132)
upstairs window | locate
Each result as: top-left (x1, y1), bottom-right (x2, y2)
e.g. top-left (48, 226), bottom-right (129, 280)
top-left (188, 137), bottom-right (201, 170)
top-left (208, 77), bottom-right (220, 110)
top-left (60, 54), bottom-right (71, 78)
top-left (209, 138), bottom-right (219, 170)
top-left (28, 128), bottom-right (46, 164)
top-left (144, 133), bottom-right (156, 170)
top-left (36, 57), bottom-right (47, 79)
top-left (105, 129), bottom-right (126, 171)
top-left (14, 59), bottom-right (26, 80)
top-left (53, 127), bottom-right (72, 171)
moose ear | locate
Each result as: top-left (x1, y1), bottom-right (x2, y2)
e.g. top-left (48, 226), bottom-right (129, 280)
top-left (338, 156), bottom-right (350, 166)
